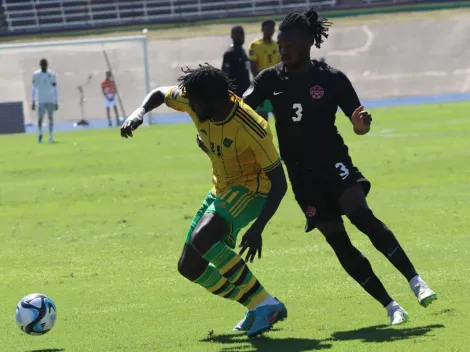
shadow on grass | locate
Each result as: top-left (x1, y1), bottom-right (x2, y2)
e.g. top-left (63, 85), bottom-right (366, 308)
top-left (201, 329), bottom-right (332, 352)
top-left (201, 324), bottom-right (445, 351)
top-left (328, 324), bottom-right (446, 343)
top-left (25, 349), bottom-right (65, 352)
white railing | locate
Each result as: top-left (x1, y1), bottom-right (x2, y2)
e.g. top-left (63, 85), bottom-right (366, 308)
top-left (1, 0), bottom-right (338, 32)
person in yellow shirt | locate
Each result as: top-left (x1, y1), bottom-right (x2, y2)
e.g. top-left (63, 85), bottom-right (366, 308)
top-left (120, 64), bottom-right (287, 338)
top-left (247, 20), bottom-right (281, 120)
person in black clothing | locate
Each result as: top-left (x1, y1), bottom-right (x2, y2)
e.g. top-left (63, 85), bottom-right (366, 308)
top-left (239, 7), bottom-right (438, 325)
top-left (222, 26), bottom-right (251, 97)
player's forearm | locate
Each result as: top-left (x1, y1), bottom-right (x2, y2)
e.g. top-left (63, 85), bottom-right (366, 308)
top-left (53, 87), bottom-right (58, 104)
top-left (141, 89), bottom-right (164, 112)
top-left (249, 61), bottom-right (258, 77)
top-left (31, 86), bottom-right (36, 103)
top-left (141, 87), bottom-right (171, 112)
top-left (252, 164), bottom-right (287, 230)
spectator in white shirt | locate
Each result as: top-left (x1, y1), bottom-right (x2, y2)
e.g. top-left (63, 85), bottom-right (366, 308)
top-left (32, 58), bottom-right (58, 143)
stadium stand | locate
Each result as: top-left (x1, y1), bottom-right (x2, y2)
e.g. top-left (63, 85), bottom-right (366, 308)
top-left (0, 0), bottom-right (338, 33)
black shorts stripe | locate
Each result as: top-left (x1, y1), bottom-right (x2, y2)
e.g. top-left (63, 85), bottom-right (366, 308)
top-left (238, 281), bottom-right (261, 304)
top-left (236, 110), bottom-right (266, 139)
top-left (233, 265), bottom-right (249, 286)
top-left (223, 259), bottom-right (245, 280)
top-left (237, 109), bottom-right (267, 137)
top-left (212, 280), bottom-right (231, 296)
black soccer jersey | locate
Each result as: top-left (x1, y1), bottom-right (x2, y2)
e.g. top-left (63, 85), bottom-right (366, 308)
top-left (243, 60), bottom-right (361, 163)
top-left (222, 45), bottom-right (251, 97)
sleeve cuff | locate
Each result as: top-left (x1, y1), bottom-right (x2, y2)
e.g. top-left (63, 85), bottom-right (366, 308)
top-left (262, 158), bottom-right (281, 173)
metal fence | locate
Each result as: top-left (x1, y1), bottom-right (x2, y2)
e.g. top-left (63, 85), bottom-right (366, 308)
top-left (1, 0), bottom-right (337, 32)
top-left (0, 0), bottom-right (459, 33)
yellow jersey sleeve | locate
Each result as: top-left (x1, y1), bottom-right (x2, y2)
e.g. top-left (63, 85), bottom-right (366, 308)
top-left (248, 41), bottom-right (258, 61)
top-left (243, 116), bottom-right (281, 173)
top-left (164, 86), bottom-right (191, 113)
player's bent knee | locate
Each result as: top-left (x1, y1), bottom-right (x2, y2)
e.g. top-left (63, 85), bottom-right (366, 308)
top-left (347, 208), bottom-right (382, 233)
top-left (190, 213), bottom-right (230, 254)
top-left (177, 243), bottom-right (207, 281)
top-left (324, 230), bottom-right (353, 250)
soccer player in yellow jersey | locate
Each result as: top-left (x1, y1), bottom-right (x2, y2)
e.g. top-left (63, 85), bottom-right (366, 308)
top-left (247, 20), bottom-right (281, 120)
top-left (121, 64), bottom-right (288, 338)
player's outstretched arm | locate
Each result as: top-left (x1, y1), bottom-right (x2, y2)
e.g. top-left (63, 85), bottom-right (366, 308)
top-left (239, 164), bottom-right (287, 262)
top-left (120, 86), bottom-right (171, 138)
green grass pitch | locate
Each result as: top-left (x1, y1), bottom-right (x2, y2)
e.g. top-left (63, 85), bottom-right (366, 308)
top-left (1, 102), bottom-right (469, 352)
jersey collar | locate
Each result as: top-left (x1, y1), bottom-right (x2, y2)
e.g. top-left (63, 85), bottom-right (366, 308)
top-left (210, 93), bottom-right (239, 125)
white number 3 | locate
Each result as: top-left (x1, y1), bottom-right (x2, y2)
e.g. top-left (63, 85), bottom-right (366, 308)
top-left (335, 162), bottom-right (350, 179)
top-left (292, 103), bottom-right (303, 122)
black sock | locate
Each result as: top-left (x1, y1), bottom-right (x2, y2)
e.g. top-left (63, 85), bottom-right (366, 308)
top-left (348, 208), bottom-right (418, 282)
top-left (325, 231), bottom-right (393, 307)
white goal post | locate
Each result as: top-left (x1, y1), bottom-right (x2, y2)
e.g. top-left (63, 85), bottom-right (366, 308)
top-left (0, 35), bottom-right (153, 125)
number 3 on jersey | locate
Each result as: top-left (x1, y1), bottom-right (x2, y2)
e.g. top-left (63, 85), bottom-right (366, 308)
top-left (292, 103), bottom-right (303, 122)
top-left (335, 162), bottom-right (350, 179)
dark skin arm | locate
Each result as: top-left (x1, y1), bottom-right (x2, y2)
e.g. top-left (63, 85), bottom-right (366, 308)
top-left (249, 61), bottom-right (258, 78)
top-left (335, 70), bottom-right (372, 135)
top-left (239, 164), bottom-right (287, 262)
top-left (120, 86), bottom-right (171, 138)
top-left (221, 52), bottom-right (232, 76)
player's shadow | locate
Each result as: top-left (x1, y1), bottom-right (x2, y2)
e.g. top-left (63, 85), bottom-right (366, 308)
top-left (201, 330), bottom-right (332, 352)
top-left (328, 324), bottom-right (445, 343)
top-left (24, 349), bottom-right (65, 352)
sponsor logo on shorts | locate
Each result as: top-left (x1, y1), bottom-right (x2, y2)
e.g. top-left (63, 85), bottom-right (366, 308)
top-left (310, 85), bottom-right (324, 100)
top-left (305, 206), bottom-right (316, 217)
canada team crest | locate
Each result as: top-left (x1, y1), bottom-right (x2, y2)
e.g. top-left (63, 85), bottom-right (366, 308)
top-left (310, 86), bottom-right (324, 100)
top-left (305, 206), bottom-right (316, 217)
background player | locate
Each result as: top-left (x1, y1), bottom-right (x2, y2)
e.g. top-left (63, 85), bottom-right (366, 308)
top-left (32, 58), bottom-right (58, 143)
top-left (101, 71), bottom-right (120, 127)
top-left (241, 7), bottom-right (437, 325)
top-left (120, 64), bottom-right (288, 338)
top-left (221, 26), bottom-right (251, 97)
top-left (247, 20), bottom-right (280, 120)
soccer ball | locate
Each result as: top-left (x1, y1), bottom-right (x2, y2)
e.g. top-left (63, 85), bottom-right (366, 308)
top-left (15, 293), bottom-right (57, 335)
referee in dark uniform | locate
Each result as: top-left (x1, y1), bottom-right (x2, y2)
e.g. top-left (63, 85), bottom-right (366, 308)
top-left (221, 26), bottom-right (251, 97)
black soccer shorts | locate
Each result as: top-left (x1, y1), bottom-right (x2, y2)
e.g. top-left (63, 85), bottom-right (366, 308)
top-left (285, 155), bottom-right (371, 232)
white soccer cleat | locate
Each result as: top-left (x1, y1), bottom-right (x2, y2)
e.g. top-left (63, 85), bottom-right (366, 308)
top-left (410, 276), bottom-right (437, 307)
top-left (387, 305), bottom-right (409, 326)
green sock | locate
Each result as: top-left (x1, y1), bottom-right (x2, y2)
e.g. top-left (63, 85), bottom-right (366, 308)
top-left (194, 264), bottom-right (244, 303)
top-left (203, 242), bottom-right (268, 310)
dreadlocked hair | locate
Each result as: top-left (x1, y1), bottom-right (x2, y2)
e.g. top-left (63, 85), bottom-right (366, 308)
top-left (279, 7), bottom-right (332, 49)
top-left (177, 63), bottom-right (236, 101)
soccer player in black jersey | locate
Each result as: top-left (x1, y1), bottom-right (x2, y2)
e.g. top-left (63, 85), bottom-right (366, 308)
top-left (221, 26), bottom-right (251, 97)
top-left (240, 7), bottom-right (438, 325)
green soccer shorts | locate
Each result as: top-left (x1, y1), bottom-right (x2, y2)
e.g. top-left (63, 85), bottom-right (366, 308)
top-left (185, 185), bottom-right (266, 249)
top-left (256, 100), bottom-right (273, 114)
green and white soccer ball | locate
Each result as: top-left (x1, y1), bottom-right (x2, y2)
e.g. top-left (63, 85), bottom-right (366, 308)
top-left (16, 293), bottom-right (57, 335)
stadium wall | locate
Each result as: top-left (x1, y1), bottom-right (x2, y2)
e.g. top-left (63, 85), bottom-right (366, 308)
top-left (0, 0), bottom-right (469, 37)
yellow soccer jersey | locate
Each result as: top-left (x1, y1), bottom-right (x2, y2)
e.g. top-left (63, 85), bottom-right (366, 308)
top-left (248, 38), bottom-right (281, 72)
top-left (165, 86), bottom-right (281, 195)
